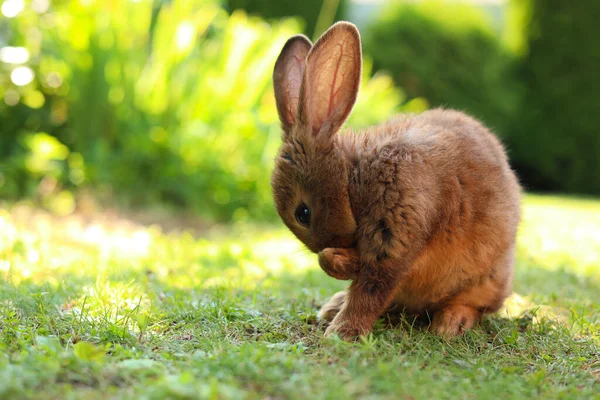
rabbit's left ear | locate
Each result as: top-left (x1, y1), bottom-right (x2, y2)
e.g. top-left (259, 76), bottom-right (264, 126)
top-left (273, 35), bottom-right (313, 133)
top-left (299, 22), bottom-right (362, 138)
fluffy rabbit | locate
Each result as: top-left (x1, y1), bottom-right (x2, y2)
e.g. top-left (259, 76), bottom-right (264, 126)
top-left (271, 22), bottom-right (521, 340)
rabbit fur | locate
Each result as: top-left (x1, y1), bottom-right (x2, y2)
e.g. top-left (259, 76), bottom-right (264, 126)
top-left (271, 21), bottom-right (521, 340)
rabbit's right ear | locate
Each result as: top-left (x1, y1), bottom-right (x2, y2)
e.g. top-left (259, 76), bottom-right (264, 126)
top-left (273, 35), bottom-right (313, 133)
top-left (298, 22), bottom-right (362, 139)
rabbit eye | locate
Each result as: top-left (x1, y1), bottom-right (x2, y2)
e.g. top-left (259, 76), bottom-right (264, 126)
top-left (295, 203), bottom-right (311, 226)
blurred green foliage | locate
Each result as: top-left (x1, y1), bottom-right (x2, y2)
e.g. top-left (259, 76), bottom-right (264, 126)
top-left (0, 0), bottom-right (405, 221)
top-left (226, 0), bottom-right (348, 39)
top-left (364, 0), bottom-right (599, 196)
top-left (507, 0), bottom-right (600, 194)
top-left (2, 0), bottom-right (598, 219)
top-left (363, 1), bottom-right (520, 140)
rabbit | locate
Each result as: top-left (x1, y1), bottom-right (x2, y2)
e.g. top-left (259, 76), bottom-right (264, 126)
top-left (271, 21), bottom-right (521, 340)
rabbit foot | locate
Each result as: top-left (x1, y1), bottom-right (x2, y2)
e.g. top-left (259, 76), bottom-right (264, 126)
top-left (431, 304), bottom-right (482, 338)
top-left (317, 291), bottom-right (346, 322)
top-left (318, 248), bottom-right (359, 281)
top-left (324, 313), bottom-right (372, 341)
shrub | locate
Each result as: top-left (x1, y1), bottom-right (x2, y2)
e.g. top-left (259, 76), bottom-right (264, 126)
top-left (0, 0), bottom-right (405, 221)
top-left (507, 0), bottom-right (600, 194)
top-left (2, 0), bottom-right (298, 220)
top-left (225, 0), bottom-right (347, 38)
top-left (362, 1), bottom-right (520, 140)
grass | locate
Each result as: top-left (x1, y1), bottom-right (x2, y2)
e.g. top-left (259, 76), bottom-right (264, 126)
top-left (0, 194), bottom-right (599, 399)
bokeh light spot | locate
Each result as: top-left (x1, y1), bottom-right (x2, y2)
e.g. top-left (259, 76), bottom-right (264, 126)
top-left (176, 21), bottom-right (195, 51)
top-left (32, 0), bottom-right (49, 13)
top-left (23, 90), bottom-right (46, 109)
top-left (46, 71), bottom-right (63, 88)
top-left (11, 66), bottom-right (35, 86)
top-left (0, 46), bottom-right (30, 64)
top-left (1, 0), bottom-right (24, 18)
top-left (4, 89), bottom-right (20, 106)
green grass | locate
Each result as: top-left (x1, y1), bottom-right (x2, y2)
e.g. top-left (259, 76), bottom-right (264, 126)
top-left (1, 195), bottom-right (599, 399)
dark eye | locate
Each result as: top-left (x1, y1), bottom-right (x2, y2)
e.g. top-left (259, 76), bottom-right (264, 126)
top-left (295, 203), bottom-right (311, 226)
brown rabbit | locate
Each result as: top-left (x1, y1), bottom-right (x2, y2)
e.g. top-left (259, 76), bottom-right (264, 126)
top-left (271, 22), bottom-right (521, 340)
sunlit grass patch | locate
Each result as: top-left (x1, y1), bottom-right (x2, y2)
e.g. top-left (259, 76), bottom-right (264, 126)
top-left (518, 194), bottom-right (600, 275)
top-left (0, 195), bottom-right (599, 398)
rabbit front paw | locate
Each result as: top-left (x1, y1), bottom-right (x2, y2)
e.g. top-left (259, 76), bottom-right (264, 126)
top-left (318, 248), bottom-right (359, 281)
top-left (324, 313), bottom-right (372, 341)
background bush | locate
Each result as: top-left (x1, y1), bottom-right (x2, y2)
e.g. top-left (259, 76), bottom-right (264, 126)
top-left (226, 0), bottom-right (347, 38)
top-left (363, 1), bottom-right (520, 140)
top-left (0, 0), bottom-right (404, 221)
top-left (506, 0), bottom-right (600, 194)
top-left (1, 0), bottom-right (598, 221)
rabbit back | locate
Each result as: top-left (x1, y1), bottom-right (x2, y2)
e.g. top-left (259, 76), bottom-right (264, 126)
top-left (341, 108), bottom-right (521, 314)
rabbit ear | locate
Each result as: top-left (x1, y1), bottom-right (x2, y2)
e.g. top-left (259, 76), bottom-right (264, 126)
top-left (299, 22), bottom-right (362, 138)
top-left (273, 35), bottom-right (313, 132)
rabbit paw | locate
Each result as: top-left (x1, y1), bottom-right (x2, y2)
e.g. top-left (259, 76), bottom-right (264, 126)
top-left (430, 304), bottom-right (482, 338)
top-left (324, 314), bottom-right (371, 341)
top-left (318, 248), bottom-right (359, 281)
top-left (317, 291), bottom-right (346, 322)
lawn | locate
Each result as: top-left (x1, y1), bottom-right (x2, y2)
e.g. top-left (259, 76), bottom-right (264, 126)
top-left (0, 195), bottom-right (599, 399)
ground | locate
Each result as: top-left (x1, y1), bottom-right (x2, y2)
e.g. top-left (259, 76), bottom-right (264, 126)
top-left (0, 194), bottom-right (599, 399)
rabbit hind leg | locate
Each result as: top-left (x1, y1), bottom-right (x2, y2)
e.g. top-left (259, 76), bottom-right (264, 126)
top-left (317, 291), bottom-right (347, 322)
